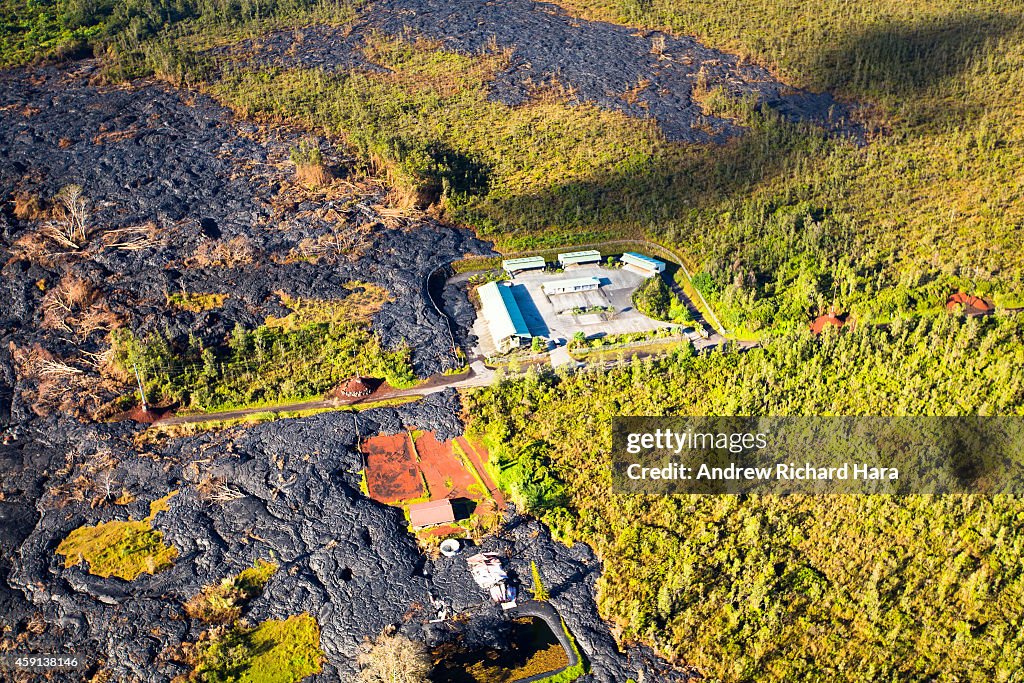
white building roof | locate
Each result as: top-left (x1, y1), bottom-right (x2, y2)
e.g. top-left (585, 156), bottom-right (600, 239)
top-left (558, 249), bottom-right (601, 264)
top-left (502, 256), bottom-right (546, 271)
top-left (542, 277), bottom-right (601, 294)
top-left (622, 251), bottom-right (666, 271)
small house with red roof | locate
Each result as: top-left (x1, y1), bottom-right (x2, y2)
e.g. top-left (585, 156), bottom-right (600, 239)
top-left (946, 292), bottom-right (993, 317)
top-left (810, 310), bottom-right (848, 335)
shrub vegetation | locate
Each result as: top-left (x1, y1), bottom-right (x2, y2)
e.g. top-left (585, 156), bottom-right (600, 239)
top-left (189, 614), bottom-right (323, 683)
top-left (167, 292), bottom-right (228, 312)
top-left (357, 629), bottom-right (432, 683)
top-left (185, 560), bottom-right (277, 624)
top-left (467, 315), bottom-right (1024, 682)
top-left (114, 284), bottom-right (415, 412)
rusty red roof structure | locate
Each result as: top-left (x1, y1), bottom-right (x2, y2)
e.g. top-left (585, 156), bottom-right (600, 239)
top-left (338, 376), bottom-right (373, 397)
top-left (810, 311), bottom-right (847, 335)
top-left (946, 292), bottom-right (993, 316)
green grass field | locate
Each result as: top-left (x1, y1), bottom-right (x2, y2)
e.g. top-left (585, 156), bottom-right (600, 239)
top-left (190, 614), bottom-right (323, 683)
top-left (56, 493), bottom-right (179, 580)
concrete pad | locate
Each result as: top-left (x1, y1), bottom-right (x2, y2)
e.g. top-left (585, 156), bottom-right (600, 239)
top-left (548, 346), bottom-right (574, 368)
top-left (548, 289), bottom-right (609, 313)
top-left (471, 310), bottom-right (499, 359)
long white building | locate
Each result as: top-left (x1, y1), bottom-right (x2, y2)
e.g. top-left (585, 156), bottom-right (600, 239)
top-left (477, 281), bottom-right (532, 352)
top-left (621, 252), bottom-right (666, 277)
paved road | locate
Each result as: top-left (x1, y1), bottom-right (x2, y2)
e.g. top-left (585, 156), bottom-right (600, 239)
top-left (154, 360), bottom-right (495, 426)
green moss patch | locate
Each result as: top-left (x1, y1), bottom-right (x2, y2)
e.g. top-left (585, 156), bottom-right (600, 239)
top-left (264, 283), bottom-right (391, 330)
top-left (168, 292), bottom-right (228, 312)
top-left (191, 614), bottom-right (323, 683)
top-left (56, 492), bottom-right (178, 580)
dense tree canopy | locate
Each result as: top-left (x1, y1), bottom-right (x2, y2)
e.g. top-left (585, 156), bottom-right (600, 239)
top-left (467, 315), bottom-right (1024, 682)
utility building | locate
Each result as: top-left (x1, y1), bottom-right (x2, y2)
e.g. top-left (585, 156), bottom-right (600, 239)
top-left (557, 250), bottom-right (601, 268)
top-left (502, 256), bottom-right (546, 276)
top-left (478, 281), bottom-right (532, 352)
top-left (542, 277), bottom-right (601, 296)
top-left (409, 499), bottom-right (456, 529)
top-left (621, 251), bottom-right (666, 277)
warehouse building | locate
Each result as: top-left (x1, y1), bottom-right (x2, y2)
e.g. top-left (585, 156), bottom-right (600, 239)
top-left (478, 281), bottom-right (532, 352)
top-left (557, 250), bottom-right (602, 268)
top-left (621, 251), bottom-right (666, 277)
top-left (541, 277), bottom-right (601, 296)
top-left (502, 256), bottom-right (546, 276)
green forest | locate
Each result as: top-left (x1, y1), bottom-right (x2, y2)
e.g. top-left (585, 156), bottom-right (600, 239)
top-left (114, 288), bottom-right (415, 412)
top-left (207, 7), bottom-right (1024, 333)
top-left (467, 315), bottom-right (1024, 682)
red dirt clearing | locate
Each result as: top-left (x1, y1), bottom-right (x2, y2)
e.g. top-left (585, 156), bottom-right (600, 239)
top-left (361, 430), bottom-right (506, 515)
top-left (361, 433), bottom-right (424, 504)
top-left (414, 431), bottom-right (480, 501)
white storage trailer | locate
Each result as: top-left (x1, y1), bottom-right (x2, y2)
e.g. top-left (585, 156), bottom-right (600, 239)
top-left (501, 256), bottom-right (546, 275)
top-left (541, 277), bottom-right (601, 295)
top-left (621, 251), bottom-right (666, 277)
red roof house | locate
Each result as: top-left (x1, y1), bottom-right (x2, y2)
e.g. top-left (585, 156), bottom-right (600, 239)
top-left (946, 292), bottom-right (993, 317)
top-left (810, 311), bottom-right (848, 335)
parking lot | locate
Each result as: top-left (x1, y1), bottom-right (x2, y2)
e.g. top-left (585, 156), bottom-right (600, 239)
top-left (508, 265), bottom-right (673, 343)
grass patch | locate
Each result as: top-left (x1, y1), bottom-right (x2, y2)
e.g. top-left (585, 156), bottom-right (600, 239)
top-left (185, 560), bottom-right (277, 624)
top-left (540, 618), bottom-right (587, 682)
top-left (264, 282), bottom-right (390, 330)
top-left (189, 614), bottom-right (323, 683)
top-left (56, 492), bottom-right (178, 580)
top-left (167, 292), bottom-right (228, 312)
top-left (451, 256), bottom-right (503, 273)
